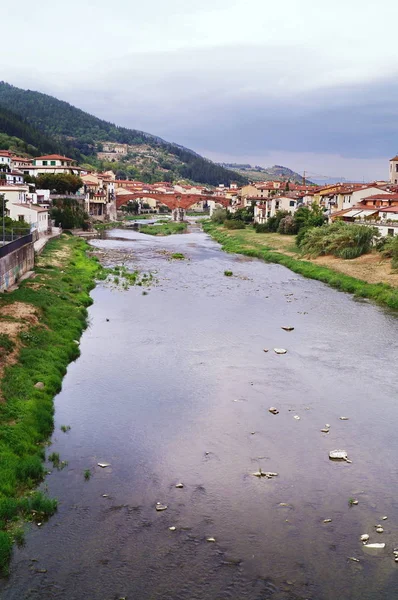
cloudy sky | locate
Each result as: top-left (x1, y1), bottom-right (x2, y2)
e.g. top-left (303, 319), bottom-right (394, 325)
top-left (2, 0), bottom-right (398, 180)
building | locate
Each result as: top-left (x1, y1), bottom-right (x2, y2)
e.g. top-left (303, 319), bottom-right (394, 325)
top-left (7, 203), bottom-right (49, 234)
top-left (389, 156), bottom-right (398, 184)
top-left (23, 155), bottom-right (82, 177)
top-left (81, 173), bottom-right (116, 221)
top-left (0, 184), bottom-right (29, 204)
top-left (0, 150), bottom-right (12, 169)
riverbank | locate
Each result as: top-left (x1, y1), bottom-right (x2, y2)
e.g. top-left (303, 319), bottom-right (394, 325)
top-left (203, 222), bottom-right (398, 310)
top-left (0, 234), bottom-right (101, 574)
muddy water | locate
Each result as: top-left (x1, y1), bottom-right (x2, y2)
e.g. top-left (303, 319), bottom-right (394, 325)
top-left (2, 225), bottom-right (398, 600)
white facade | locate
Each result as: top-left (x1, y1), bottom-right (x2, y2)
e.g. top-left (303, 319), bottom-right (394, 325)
top-left (0, 185), bottom-right (29, 205)
top-left (0, 154), bottom-right (11, 168)
top-left (7, 203), bottom-right (49, 233)
top-left (5, 172), bottom-right (24, 185)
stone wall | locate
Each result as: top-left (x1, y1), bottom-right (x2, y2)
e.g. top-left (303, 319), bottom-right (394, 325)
top-left (0, 240), bottom-right (34, 292)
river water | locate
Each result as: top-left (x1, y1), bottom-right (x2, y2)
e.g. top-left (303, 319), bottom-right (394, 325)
top-left (2, 224), bottom-right (398, 600)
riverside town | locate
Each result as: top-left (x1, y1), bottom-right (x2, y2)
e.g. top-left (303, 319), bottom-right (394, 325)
top-left (0, 14), bottom-right (398, 600)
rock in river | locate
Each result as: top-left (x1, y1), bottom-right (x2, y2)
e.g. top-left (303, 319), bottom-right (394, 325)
top-left (274, 348), bottom-right (287, 354)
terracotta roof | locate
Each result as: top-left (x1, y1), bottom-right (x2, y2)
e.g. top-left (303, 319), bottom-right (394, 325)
top-left (389, 155), bottom-right (398, 161)
top-left (12, 204), bottom-right (48, 212)
top-left (35, 154), bottom-right (74, 161)
top-left (363, 193), bottom-right (398, 201)
top-left (379, 206), bottom-right (398, 213)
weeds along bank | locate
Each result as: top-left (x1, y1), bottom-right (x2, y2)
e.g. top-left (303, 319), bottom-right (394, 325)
top-left (0, 235), bottom-right (102, 575)
top-left (203, 222), bottom-right (398, 310)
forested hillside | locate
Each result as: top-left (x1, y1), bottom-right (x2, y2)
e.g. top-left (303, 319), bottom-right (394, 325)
top-left (0, 106), bottom-right (70, 156)
top-left (0, 82), bottom-right (247, 186)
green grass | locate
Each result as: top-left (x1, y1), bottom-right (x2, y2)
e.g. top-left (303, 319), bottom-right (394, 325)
top-left (60, 425), bottom-right (71, 433)
top-left (124, 214), bottom-right (161, 221)
top-left (224, 270), bottom-right (233, 276)
top-left (139, 222), bottom-right (188, 236)
top-left (170, 253), bottom-right (185, 260)
top-left (84, 469), bottom-right (91, 481)
top-left (0, 234), bottom-right (100, 574)
top-left (0, 334), bottom-right (14, 356)
top-left (203, 222), bottom-right (398, 310)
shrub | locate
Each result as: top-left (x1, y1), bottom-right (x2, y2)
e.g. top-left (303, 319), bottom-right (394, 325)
top-left (211, 208), bottom-right (228, 224)
top-left (254, 223), bottom-right (270, 233)
top-left (224, 219), bottom-right (245, 230)
top-left (278, 215), bottom-right (297, 235)
top-left (0, 334), bottom-right (14, 355)
top-left (265, 210), bottom-right (290, 233)
top-left (379, 235), bottom-right (398, 270)
top-left (298, 221), bottom-right (379, 259)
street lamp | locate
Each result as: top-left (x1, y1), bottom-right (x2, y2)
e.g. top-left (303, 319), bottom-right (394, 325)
top-left (2, 194), bottom-right (5, 246)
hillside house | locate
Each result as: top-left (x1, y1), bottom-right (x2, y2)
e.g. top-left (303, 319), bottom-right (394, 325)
top-left (25, 155), bottom-right (82, 177)
top-left (389, 156), bottom-right (398, 184)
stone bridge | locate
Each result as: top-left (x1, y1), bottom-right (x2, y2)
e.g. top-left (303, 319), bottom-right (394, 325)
top-left (116, 192), bottom-right (231, 221)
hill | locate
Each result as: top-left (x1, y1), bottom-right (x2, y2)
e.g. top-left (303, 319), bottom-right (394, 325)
top-left (0, 82), bottom-right (247, 186)
top-left (0, 105), bottom-right (72, 157)
top-left (219, 162), bottom-right (312, 184)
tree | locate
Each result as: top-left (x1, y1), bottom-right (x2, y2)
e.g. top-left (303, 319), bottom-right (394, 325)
top-left (36, 173), bottom-right (83, 194)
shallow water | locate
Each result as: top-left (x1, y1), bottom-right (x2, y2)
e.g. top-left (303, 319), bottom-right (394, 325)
top-left (2, 224), bottom-right (398, 600)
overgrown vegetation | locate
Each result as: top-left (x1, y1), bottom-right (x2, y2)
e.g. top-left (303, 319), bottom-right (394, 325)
top-left (379, 235), bottom-right (398, 271)
top-left (0, 235), bottom-right (100, 574)
top-left (50, 197), bottom-right (90, 230)
top-left (0, 334), bottom-right (14, 357)
top-left (170, 253), bottom-right (185, 260)
top-left (139, 222), bottom-right (187, 236)
top-left (298, 221), bottom-right (379, 259)
top-left (203, 222), bottom-right (398, 310)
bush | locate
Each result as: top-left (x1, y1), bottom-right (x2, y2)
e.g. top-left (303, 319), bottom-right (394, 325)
top-left (211, 208), bottom-right (228, 224)
top-left (294, 204), bottom-right (326, 232)
top-left (379, 235), bottom-right (398, 270)
top-left (265, 210), bottom-right (290, 233)
top-left (278, 215), bottom-right (297, 235)
top-left (298, 221), bottom-right (379, 259)
top-left (254, 223), bottom-right (270, 233)
top-left (224, 219), bottom-right (245, 230)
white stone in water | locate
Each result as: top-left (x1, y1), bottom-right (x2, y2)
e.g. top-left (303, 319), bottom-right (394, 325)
top-left (175, 483), bottom-right (184, 489)
top-left (97, 463), bottom-right (111, 468)
top-left (323, 519), bottom-right (332, 523)
top-left (351, 500), bottom-right (359, 505)
top-left (363, 543), bottom-right (385, 549)
top-left (155, 503), bottom-right (168, 511)
top-left (206, 537), bottom-right (216, 543)
top-left (321, 428), bottom-right (330, 433)
top-left (360, 534), bottom-right (370, 543)
top-left (274, 348), bottom-right (287, 354)
top-left (269, 407), bottom-right (279, 415)
top-left (264, 472), bottom-right (278, 478)
top-left (376, 527), bottom-right (384, 534)
top-left (329, 450), bottom-right (352, 463)
top-left (325, 424), bottom-right (331, 428)
top-left (340, 417), bottom-right (349, 420)
top-left (281, 326), bottom-right (294, 331)
top-left (348, 557), bottom-right (360, 562)
top-left (169, 526), bottom-right (176, 531)
top-left (382, 516), bottom-right (388, 520)
top-left (293, 415), bottom-right (301, 420)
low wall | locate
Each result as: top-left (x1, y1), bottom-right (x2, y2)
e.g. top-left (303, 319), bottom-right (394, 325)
top-left (0, 236), bottom-right (35, 292)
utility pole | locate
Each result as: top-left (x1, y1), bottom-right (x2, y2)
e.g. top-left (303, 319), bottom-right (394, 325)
top-left (303, 171), bottom-right (306, 186)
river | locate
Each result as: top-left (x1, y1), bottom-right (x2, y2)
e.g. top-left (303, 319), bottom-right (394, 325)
top-left (1, 223), bottom-right (398, 600)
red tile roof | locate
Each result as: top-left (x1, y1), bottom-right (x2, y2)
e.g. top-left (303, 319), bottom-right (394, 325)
top-left (35, 155), bottom-right (73, 161)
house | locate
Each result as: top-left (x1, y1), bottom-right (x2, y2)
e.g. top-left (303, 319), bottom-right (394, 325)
top-left (6, 203), bottom-right (49, 234)
top-left (81, 173), bottom-right (116, 221)
top-left (11, 156), bottom-right (33, 170)
top-left (0, 184), bottom-right (29, 204)
top-left (24, 155), bottom-right (82, 177)
top-left (0, 150), bottom-right (12, 169)
top-left (5, 171), bottom-right (24, 185)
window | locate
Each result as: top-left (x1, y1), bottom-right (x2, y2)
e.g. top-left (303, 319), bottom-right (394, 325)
top-left (388, 229), bottom-right (394, 236)
top-left (43, 161), bottom-right (48, 166)
top-left (396, 164), bottom-right (398, 172)
top-left (50, 161), bottom-right (56, 166)
top-left (18, 215), bottom-right (24, 222)
top-left (289, 200), bottom-right (295, 207)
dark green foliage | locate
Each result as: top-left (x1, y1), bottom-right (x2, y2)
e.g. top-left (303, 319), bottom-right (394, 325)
top-left (0, 105), bottom-right (68, 156)
top-left (294, 204), bottom-right (326, 231)
top-left (224, 270), bottom-right (233, 276)
top-left (170, 253), bottom-right (185, 259)
top-left (224, 220), bottom-right (245, 229)
top-left (34, 173), bottom-right (83, 195)
top-left (84, 469), bottom-right (91, 480)
top-left (51, 198), bottom-right (89, 229)
top-left (257, 210), bottom-right (289, 233)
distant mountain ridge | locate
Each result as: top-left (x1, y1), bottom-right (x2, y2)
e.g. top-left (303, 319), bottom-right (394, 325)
top-left (0, 82), bottom-right (248, 186)
top-left (219, 162), bottom-right (313, 184)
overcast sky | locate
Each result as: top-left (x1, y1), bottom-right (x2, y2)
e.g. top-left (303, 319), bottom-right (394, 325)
top-left (2, 0), bottom-right (398, 180)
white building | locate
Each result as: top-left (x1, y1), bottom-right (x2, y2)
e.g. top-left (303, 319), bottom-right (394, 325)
top-left (24, 154), bottom-right (82, 177)
top-left (0, 150), bottom-right (12, 169)
top-left (0, 184), bottom-right (29, 204)
top-left (7, 203), bottom-right (49, 234)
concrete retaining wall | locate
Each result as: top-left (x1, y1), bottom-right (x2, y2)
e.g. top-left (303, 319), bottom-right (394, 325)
top-left (0, 241), bottom-right (34, 292)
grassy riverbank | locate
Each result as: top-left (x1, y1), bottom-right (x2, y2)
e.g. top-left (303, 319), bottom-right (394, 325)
top-left (0, 235), bottom-right (101, 574)
top-left (203, 222), bottom-right (398, 310)
top-left (139, 222), bottom-right (187, 236)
